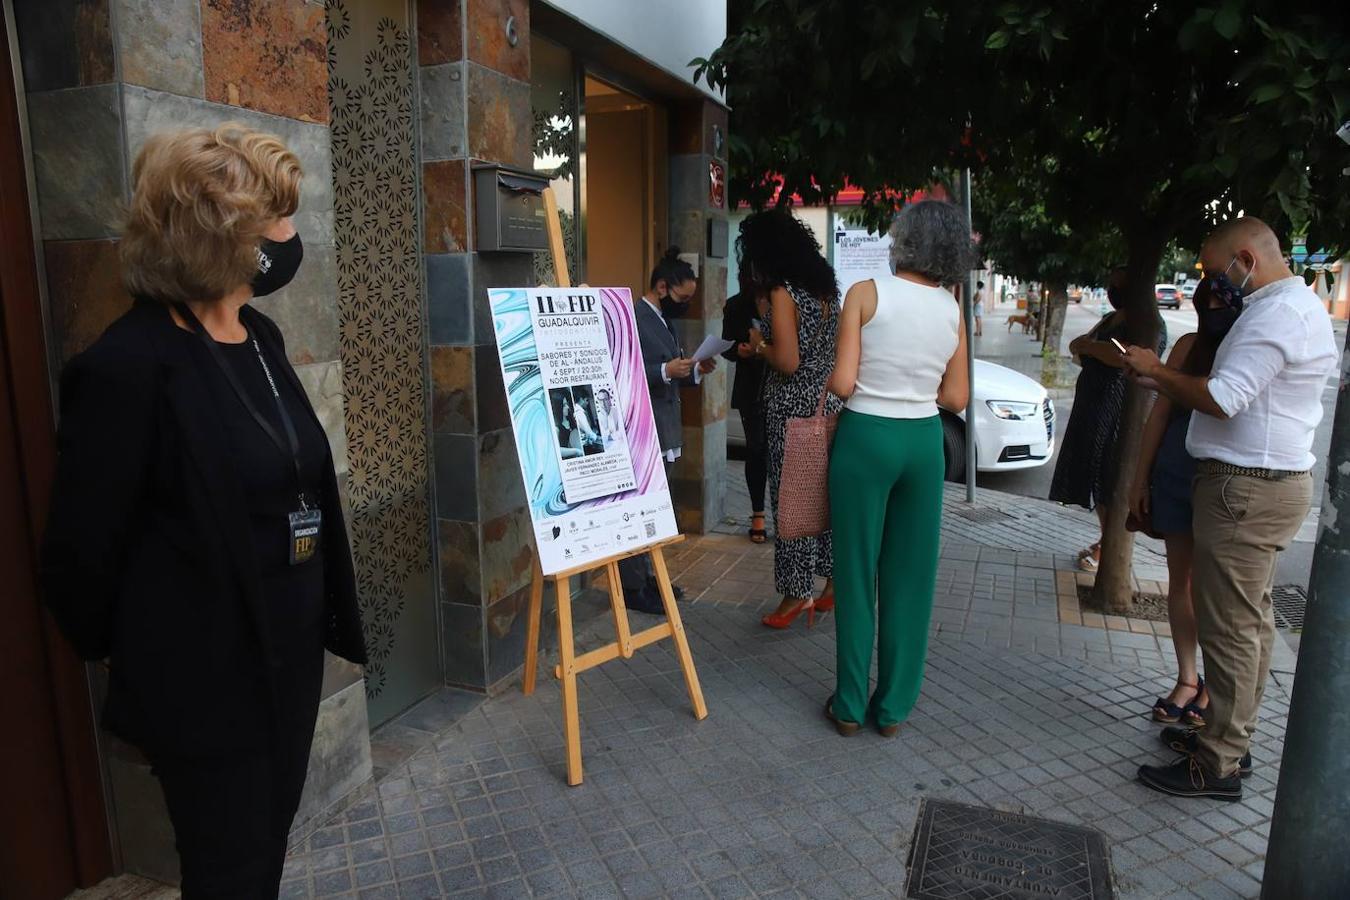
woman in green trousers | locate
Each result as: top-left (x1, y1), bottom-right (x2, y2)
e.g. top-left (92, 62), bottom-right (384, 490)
top-left (825, 200), bottom-right (975, 736)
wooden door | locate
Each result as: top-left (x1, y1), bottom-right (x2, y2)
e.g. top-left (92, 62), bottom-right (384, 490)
top-left (0, 8), bottom-right (114, 897)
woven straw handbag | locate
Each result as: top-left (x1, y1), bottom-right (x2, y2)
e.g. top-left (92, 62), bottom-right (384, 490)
top-left (776, 385), bottom-right (839, 540)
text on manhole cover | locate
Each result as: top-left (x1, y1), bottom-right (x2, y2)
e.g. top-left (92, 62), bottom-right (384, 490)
top-left (906, 799), bottom-right (1114, 900)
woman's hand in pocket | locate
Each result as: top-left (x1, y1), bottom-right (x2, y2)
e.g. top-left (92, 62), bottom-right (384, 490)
top-left (1128, 476), bottom-right (1150, 522)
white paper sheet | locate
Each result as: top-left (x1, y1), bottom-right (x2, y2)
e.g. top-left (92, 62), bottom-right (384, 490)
top-left (690, 334), bottom-right (735, 363)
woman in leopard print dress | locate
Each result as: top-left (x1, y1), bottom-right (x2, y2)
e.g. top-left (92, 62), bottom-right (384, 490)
top-left (738, 211), bottom-right (843, 627)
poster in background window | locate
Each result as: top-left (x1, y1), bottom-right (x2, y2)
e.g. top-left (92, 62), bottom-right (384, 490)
top-left (833, 223), bottom-right (894, 298)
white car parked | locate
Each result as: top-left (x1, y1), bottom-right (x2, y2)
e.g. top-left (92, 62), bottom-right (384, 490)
top-left (725, 357), bottom-right (1055, 482)
top-left (939, 359), bottom-right (1055, 482)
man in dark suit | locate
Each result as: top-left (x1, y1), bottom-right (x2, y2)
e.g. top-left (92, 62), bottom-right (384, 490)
top-left (721, 281), bottom-right (769, 543)
top-left (620, 248), bottom-right (716, 612)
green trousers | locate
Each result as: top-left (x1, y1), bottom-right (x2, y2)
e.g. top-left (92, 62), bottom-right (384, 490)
top-left (828, 410), bottom-right (945, 727)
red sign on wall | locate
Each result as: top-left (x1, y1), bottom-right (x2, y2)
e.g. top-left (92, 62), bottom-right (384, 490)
top-left (709, 161), bottom-right (725, 209)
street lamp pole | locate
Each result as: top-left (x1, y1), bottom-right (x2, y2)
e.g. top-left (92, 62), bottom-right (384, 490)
top-left (961, 168), bottom-right (977, 503)
top-left (1262, 319), bottom-right (1350, 896)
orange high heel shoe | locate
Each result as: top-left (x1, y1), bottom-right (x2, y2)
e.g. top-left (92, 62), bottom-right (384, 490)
top-left (814, 593), bottom-right (834, 613)
top-left (761, 598), bottom-right (815, 629)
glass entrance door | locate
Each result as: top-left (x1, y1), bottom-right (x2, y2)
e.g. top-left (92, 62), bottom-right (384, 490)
top-left (530, 39), bottom-right (670, 294)
top-left (581, 76), bottom-right (669, 299)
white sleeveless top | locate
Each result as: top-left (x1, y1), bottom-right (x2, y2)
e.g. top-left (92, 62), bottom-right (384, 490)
top-left (847, 274), bottom-right (960, 419)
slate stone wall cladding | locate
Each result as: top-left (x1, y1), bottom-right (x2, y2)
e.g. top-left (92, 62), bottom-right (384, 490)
top-left (113, 0), bottom-right (205, 97)
top-left (669, 100), bottom-right (731, 535)
top-left (20, 0), bottom-right (733, 698)
top-left (14, 0), bottom-right (372, 877)
top-left (417, 0), bottom-right (541, 693)
top-left (200, 0), bottom-right (329, 123)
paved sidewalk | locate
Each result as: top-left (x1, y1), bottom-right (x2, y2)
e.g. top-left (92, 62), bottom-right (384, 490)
top-left (273, 475), bottom-right (1291, 899)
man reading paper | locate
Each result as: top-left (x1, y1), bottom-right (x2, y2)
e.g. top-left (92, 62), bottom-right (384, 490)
top-left (618, 248), bottom-right (716, 614)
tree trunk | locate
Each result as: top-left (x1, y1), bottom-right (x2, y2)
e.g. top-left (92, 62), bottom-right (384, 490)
top-left (1035, 287), bottom-right (1048, 343)
top-left (1090, 239), bottom-right (1166, 614)
top-left (1042, 282), bottom-right (1069, 355)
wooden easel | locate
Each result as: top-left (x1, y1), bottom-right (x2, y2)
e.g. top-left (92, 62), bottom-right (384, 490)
top-left (521, 189), bottom-right (707, 786)
top-left (522, 538), bottom-right (707, 785)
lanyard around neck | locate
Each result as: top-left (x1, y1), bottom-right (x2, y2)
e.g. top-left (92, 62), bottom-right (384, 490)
top-left (176, 304), bottom-right (308, 510)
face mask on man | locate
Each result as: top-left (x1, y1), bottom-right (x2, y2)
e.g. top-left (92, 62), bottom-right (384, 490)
top-left (1222, 254), bottom-right (1255, 296)
top-left (660, 282), bottom-right (691, 320)
top-left (251, 233), bottom-right (304, 297)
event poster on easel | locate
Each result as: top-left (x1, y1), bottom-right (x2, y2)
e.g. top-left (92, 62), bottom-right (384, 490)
top-left (489, 286), bottom-right (679, 575)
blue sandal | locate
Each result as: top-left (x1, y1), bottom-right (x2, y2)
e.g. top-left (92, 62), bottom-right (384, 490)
top-left (1182, 678), bottom-right (1207, 728)
top-left (1152, 681), bottom-right (1200, 723)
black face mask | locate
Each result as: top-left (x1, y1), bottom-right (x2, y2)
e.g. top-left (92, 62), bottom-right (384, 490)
top-left (660, 286), bottom-right (689, 321)
top-left (251, 233), bottom-right (304, 297)
top-left (1198, 305), bottom-right (1241, 340)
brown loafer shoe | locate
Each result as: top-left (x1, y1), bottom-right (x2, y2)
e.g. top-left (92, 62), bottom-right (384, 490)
top-left (878, 723), bottom-right (900, 738)
top-left (824, 695), bottom-right (860, 737)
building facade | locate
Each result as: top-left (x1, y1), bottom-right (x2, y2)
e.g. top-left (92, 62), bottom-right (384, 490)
top-left (0, 0), bottom-right (728, 892)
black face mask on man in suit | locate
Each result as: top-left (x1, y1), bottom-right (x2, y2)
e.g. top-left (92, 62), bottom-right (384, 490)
top-left (658, 278), bottom-right (695, 322)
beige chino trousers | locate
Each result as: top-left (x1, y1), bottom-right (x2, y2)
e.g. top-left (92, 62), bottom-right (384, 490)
top-left (1191, 471), bottom-right (1312, 776)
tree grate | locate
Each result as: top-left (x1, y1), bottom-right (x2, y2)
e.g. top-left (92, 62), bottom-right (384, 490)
top-left (954, 507), bottom-right (1015, 524)
top-left (906, 799), bottom-right (1115, 900)
top-left (1272, 584), bottom-right (1307, 630)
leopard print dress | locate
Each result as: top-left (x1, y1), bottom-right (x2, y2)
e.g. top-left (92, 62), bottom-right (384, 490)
top-left (763, 283), bottom-right (844, 598)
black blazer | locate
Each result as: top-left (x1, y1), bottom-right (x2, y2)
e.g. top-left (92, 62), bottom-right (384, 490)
top-left (720, 291), bottom-right (767, 411)
top-left (41, 300), bottom-right (366, 757)
top-left (636, 299), bottom-right (696, 453)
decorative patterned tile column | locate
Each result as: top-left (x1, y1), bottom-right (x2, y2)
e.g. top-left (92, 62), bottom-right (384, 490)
top-left (324, 0), bottom-right (441, 728)
top-left (668, 99), bottom-right (732, 534)
top-left (14, 0), bottom-right (372, 879)
top-left (418, 0), bottom-right (540, 693)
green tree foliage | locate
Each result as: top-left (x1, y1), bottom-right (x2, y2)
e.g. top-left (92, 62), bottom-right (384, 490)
top-left (696, 1), bottom-right (1350, 262)
top-left (697, 0), bottom-right (1350, 609)
top-left (973, 168), bottom-right (1119, 292)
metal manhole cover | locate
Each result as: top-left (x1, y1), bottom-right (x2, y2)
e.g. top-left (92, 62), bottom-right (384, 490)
top-left (1272, 584), bottom-right (1307, 630)
top-left (955, 507), bottom-right (1015, 524)
top-left (906, 800), bottom-right (1114, 900)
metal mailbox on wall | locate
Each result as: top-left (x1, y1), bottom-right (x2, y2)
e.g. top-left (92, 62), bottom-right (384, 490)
top-left (473, 164), bottom-right (550, 252)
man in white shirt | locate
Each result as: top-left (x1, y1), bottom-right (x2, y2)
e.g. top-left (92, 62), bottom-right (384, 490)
top-left (594, 388), bottom-right (624, 447)
top-left (1123, 217), bottom-right (1337, 801)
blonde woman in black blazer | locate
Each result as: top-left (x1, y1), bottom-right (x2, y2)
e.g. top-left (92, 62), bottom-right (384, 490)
top-left (42, 125), bottom-right (365, 898)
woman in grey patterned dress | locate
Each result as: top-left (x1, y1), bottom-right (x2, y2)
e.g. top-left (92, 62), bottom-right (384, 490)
top-left (737, 211), bottom-right (844, 628)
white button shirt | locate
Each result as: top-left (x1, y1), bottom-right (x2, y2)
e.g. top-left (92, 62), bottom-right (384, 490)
top-left (641, 296), bottom-right (696, 462)
top-left (1187, 276), bottom-right (1338, 470)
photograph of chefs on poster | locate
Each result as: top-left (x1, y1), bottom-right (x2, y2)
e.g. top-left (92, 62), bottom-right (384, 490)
top-left (534, 294), bottom-right (637, 504)
top-left (548, 383), bottom-right (628, 460)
